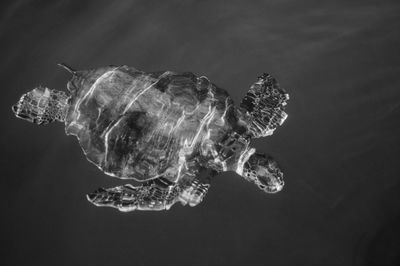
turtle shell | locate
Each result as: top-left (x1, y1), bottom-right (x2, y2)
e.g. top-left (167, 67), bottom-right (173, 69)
top-left (65, 65), bottom-right (236, 181)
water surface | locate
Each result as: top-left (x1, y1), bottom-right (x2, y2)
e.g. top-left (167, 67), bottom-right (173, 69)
top-left (1, 1), bottom-right (399, 265)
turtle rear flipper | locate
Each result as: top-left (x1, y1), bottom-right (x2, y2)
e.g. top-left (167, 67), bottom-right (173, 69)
top-left (12, 87), bottom-right (69, 125)
top-left (87, 177), bottom-right (210, 212)
top-left (240, 73), bottom-right (289, 138)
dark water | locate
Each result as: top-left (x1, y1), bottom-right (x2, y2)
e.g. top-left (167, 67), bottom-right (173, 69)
top-left (1, 1), bottom-right (400, 265)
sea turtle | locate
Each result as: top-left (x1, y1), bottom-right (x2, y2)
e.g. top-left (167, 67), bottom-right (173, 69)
top-left (12, 63), bottom-right (289, 212)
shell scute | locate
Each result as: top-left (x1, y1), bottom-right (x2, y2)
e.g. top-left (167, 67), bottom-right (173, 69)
top-left (65, 66), bottom-right (233, 181)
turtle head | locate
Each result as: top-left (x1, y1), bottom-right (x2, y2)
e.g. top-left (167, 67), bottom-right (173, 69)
top-left (12, 86), bottom-right (69, 125)
top-left (241, 153), bottom-right (284, 193)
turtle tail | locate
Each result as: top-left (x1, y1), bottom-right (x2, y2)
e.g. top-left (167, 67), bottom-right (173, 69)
top-left (239, 73), bottom-right (289, 138)
top-left (57, 63), bottom-right (77, 75)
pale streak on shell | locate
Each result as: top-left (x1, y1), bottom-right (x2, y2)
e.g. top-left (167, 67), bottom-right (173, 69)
top-left (72, 68), bottom-right (118, 123)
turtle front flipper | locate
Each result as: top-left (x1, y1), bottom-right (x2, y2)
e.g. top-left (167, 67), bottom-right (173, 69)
top-left (87, 177), bottom-right (210, 212)
top-left (239, 73), bottom-right (289, 138)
